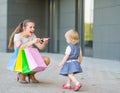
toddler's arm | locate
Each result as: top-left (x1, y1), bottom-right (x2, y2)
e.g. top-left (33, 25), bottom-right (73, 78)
top-left (58, 54), bottom-right (69, 67)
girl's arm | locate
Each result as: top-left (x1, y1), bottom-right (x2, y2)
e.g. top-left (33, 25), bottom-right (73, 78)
top-left (15, 38), bottom-right (40, 48)
top-left (35, 38), bottom-right (49, 51)
top-left (58, 54), bottom-right (69, 67)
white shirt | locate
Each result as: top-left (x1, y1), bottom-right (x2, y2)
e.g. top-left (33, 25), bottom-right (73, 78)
top-left (14, 33), bottom-right (36, 49)
top-left (65, 46), bottom-right (71, 55)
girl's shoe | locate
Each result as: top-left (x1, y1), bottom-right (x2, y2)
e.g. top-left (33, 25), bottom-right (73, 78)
top-left (62, 84), bottom-right (71, 89)
top-left (17, 73), bottom-right (28, 84)
top-left (31, 79), bottom-right (39, 83)
top-left (73, 84), bottom-right (82, 91)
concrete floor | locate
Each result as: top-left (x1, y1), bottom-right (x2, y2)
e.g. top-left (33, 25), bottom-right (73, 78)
top-left (0, 52), bottom-right (120, 93)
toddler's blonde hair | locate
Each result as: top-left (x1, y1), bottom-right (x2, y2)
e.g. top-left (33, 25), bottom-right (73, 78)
top-left (65, 29), bottom-right (80, 44)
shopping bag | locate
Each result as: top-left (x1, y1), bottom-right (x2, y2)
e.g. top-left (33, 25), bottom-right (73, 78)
top-left (14, 48), bottom-right (30, 74)
top-left (14, 48), bottom-right (22, 72)
top-left (21, 49), bottom-right (30, 74)
top-left (6, 48), bottom-right (19, 71)
top-left (25, 47), bottom-right (47, 72)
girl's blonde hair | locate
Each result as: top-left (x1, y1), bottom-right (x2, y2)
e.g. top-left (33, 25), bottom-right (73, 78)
top-left (65, 29), bottom-right (80, 44)
top-left (8, 19), bottom-right (35, 49)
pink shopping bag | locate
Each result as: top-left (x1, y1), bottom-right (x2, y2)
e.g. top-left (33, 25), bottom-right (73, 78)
top-left (25, 47), bottom-right (47, 72)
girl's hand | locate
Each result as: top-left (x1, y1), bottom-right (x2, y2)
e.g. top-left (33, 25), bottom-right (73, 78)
top-left (43, 38), bottom-right (49, 44)
top-left (34, 38), bottom-right (40, 44)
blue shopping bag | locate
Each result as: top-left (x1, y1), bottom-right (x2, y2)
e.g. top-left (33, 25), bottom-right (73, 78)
top-left (6, 48), bottom-right (19, 71)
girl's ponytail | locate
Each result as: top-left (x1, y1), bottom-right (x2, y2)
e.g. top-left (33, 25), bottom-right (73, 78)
top-left (8, 22), bottom-right (23, 49)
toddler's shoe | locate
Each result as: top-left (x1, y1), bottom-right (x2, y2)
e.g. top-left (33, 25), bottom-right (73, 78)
top-left (73, 83), bottom-right (82, 91)
top-left (62, 84), bottom-right (71, 89)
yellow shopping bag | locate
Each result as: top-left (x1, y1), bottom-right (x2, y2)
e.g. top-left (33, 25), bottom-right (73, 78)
top-left (14, 48), bottom-right (22, 72)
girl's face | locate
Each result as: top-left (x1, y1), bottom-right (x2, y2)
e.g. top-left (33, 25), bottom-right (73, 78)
top-left (24, 22), bottom-right (35, 36)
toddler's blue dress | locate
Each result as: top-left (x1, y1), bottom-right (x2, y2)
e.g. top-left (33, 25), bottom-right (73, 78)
top-left (60, 44), bottom-right (83, 76)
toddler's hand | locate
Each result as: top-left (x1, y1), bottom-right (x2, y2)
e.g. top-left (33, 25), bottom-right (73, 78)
top-left (58, 62), bottom-right (64, 67)
top-left (78, 60), bottom-right (82, 64)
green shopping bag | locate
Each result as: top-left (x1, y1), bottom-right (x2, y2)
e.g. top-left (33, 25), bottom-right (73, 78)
top-left (14, 48), bottom-right (30, 74)
top-left (21, 49), bottom-right (30, 74)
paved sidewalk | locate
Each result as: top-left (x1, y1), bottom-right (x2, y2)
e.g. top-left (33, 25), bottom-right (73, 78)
top-left (0, 52), bottom-right (120, 93)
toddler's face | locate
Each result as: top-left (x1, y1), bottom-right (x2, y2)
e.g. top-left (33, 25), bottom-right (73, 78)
top-left (65, 37), bottom-right (70, 44)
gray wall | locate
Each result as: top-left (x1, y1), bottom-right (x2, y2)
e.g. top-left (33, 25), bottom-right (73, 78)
top-left (0, 0), bottom-right (7, 52)
top-left (93, 0), bottom-right (120, 60)
top-left (7, 0), bottom-right (46, 51)
top-left (59, 0), bottom-right (76, 53)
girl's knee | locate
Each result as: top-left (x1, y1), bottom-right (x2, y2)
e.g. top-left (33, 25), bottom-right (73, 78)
top-left (42, 56), bottom-right (50, 66)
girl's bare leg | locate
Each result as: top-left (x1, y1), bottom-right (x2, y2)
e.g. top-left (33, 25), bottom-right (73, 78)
top-left (42, 56), bottom-right (50, 66)
top-left (62, 76), bottom-right (72, 89)
top-left (68, 73), bottom-right (82, 91)
top-left (17, 73), bottom-right (28, 83)
top-left (66, 76), bottom-right (72, 86)
top-left (29, 74), bottom-right (39, 83)
top-left (68, 74), bottom-right (79, 85)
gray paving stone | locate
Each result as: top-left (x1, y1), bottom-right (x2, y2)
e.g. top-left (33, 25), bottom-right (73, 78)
top-left (0, 53), bottom-right (120, 93)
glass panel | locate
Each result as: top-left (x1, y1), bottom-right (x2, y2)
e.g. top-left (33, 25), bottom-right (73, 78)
top-left (84, 0), bottom-right (94, 57)
top-left (49, 0), bottom-right (59, 53)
